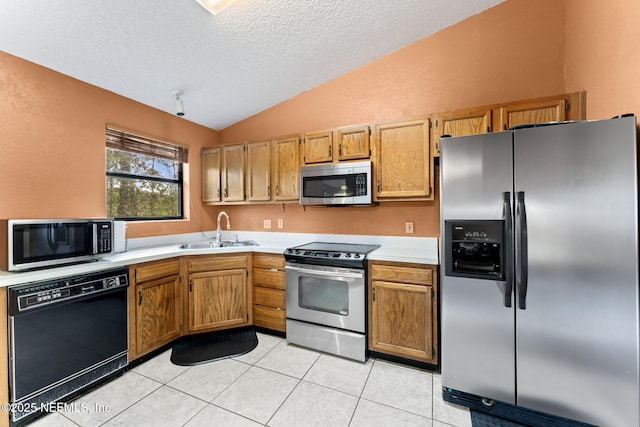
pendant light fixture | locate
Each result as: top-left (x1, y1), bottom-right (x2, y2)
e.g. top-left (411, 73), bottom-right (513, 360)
top-left (171, 89), bottom-right (185, 117)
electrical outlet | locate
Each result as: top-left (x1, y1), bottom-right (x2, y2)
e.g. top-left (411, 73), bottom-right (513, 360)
top-left (263, 219), bottom-right (272, 229)
top-left (277, 219), bottom-right (284, 229)
top-left (405, 221), bottom-right (414, 234)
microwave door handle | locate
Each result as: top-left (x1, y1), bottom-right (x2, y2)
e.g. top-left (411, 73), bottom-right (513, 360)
top-left (502, 191), bottom-right (513, 308)
top-left (285, 265), bottom-right (364, 279)
top-left (92, 223), bottom-right (98, 254)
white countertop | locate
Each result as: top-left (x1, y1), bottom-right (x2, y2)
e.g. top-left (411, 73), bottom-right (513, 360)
top-left (0, 231), bottom-right (438, 286)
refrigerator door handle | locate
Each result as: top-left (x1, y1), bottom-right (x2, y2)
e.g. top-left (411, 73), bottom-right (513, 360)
top-left (516, 191), bottom-right (528, 309)
top-left (502, 191), bottom-right (513, 308)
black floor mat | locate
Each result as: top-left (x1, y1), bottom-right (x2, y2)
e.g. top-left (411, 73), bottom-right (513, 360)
top-left (170, 326), bottom-right (258, 366)
top-left (471, 410), bottom-right (530, 427)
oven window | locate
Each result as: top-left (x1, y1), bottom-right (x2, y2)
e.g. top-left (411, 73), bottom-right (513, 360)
top-left (298, 276), bottom-right (349, 315)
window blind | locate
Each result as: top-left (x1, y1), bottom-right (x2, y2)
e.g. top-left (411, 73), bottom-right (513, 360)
top-left (105, 127), bottom-right (189, 163)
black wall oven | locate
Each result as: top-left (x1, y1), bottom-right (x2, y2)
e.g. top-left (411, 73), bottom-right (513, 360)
top-left (8, 267), bottom-right (129, 424)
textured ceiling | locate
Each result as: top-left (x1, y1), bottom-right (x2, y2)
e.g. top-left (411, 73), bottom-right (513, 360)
top-left (0, 0), bottom-right (505, 130)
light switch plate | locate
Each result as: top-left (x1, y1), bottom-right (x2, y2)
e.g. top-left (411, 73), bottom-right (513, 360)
top-left (405, 221), bottom-right (414, 234)
top-left (277, 219), bottom-right (284, 229)
top-left (264, 219), bottom-right (272, 229)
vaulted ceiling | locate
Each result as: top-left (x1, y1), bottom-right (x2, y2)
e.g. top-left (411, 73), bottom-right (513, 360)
top-left (0, 0), bottom-right (505, 130)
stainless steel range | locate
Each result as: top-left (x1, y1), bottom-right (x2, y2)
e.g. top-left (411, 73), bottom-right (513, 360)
top-left (284, 242), bottom-right (379, 362)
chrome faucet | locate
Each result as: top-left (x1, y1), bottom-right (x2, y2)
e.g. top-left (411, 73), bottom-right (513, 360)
top-left (215, 211), bottom-right (231, 245)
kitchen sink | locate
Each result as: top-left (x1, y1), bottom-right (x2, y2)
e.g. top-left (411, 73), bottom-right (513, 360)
top-left (179, 240), bottom-right (258, 249)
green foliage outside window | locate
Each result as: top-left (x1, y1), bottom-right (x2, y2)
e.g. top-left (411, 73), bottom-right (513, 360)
top-left (106, 148), bottom-right (183, 220)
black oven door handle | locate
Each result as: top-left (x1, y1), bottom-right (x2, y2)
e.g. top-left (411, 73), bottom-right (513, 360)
top-left (285, 265), bottom-right (364, 279)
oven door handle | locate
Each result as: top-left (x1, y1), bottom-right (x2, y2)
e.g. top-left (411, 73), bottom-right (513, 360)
top-left (285, 265), bottom-right (364, 279)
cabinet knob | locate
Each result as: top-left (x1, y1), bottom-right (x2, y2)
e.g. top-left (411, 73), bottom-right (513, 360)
top-left (267, 185), bottom-right (271, 197)
top-left (217, 188), bottom-right (220, 199)
top-left (138, 290), bottom-right (142, 305)
top-left (328, 145), bottom-right (332, 157)
top-left (275, 185), bottom-right (279, 196)
top-left (224, 188), bottom-right (228, 198)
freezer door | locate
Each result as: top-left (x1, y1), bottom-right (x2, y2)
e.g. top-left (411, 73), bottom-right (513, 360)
top-left (514, 117), bottom-right (639, 427)
top-left (440, 131), bottom-right (516, 404)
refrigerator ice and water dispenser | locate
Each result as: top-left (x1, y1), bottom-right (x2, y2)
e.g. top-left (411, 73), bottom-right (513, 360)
top-left (444, 220), bottom-right (505, 281)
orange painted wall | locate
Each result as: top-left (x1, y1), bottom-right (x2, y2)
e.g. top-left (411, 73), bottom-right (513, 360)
top-left (219, 0), bottom-right (565, 237)
top-left (5, 0), bottom-right (637, 240)
top-left (0, 52), bottom-right (219, 238)
top-left (564, 0), bottom-right (640, 120)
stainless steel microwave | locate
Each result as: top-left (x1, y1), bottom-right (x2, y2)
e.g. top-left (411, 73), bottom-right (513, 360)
top-left (0, 219), bottom-right (114, 271)
top-left (299, 160), bottom-right (373, 206)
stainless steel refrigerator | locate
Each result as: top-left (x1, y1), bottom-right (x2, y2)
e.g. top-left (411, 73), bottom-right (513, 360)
top-left (440, 115), bottom-right (639, 427)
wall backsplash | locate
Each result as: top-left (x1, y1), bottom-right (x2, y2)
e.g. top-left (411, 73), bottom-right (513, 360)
top-left (209, 199), bottom-right (440, 238)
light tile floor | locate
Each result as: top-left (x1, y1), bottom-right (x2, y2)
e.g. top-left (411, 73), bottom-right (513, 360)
top-left (30, 333), bottom-right (472, 426)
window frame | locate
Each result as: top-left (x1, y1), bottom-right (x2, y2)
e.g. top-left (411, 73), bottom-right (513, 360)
top-left (105, 127), bottom-right (188, 221)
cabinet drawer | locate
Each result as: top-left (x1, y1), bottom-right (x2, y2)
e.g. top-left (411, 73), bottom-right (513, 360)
top-left (253, 269), bottom-right (285, 290)
top-left (134, 259), bottom-right (181, 283)
top-left (254, 286), bottom-right (285, 308)
top-left (253, 253), bottom-right (285, 269)
top-left (370, 264), bottom-right (433, 285)
top-left (254, 305), bottom-right (286, 332)
top-left (188, 255), bottom-right (247, 272)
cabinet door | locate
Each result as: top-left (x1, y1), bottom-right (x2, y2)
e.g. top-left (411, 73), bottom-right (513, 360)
top-left (432, 109), bottom-right (492, 157)
top-left (303, 131), bottom-right (333, 164)
top-left (222, 144), bottom-right (245, 202)
top-left (189, 269), bottom-right (248, 332)
top-left (136, 275), bottom-right (182, 356)
top-left (201, 147), bottom-right (221, 202)
top-left (336, 125), bottom-right (370, 161)
top-left (374, 119), bottom-right (432, 200)
top-left (247, 140), bottom-right (271, 201)
top-left (499, 98), bottom-right (566, 131)
top-left (273, 136), bottom-right (300, 201)
top-left (370, 280), bottom-right (434, 363)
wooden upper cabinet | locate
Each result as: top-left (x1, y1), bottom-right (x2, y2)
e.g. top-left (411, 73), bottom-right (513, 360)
top-left (201, 147), bottom-right (221, 202)
top-left (222, 143), bottom-right (245, 202)
top-left (272, 136), bottom-right (300, 201)
top-left (336, 125), bottom-right (370, 161)
top-left (432, 108), bottom-right (492, 157)
top-left (247, 140), bottom-right (271, 202)
top-left (303, 131), bottom-right (333, 164)
top-left (303, 126), bottom-right (370, 164)
top-left (374, 118), bottom-right (433, 201)
top-left (499, 98), bottom-right (566, 131)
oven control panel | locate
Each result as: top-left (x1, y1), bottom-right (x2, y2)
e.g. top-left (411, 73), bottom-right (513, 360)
top-left (285, 248), bottom-right (364, 260)
top-left (8, 267), bottom-right (129, 313)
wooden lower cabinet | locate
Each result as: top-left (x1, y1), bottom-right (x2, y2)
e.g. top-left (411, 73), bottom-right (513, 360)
top-left (368, 261), bottom-right (438, 365)
top-left (186, 254), bottom-right (251, 333)
top-left (252, 253), bottom-right (286, 332)
top-left (129, 259), bottom-right (183, 359)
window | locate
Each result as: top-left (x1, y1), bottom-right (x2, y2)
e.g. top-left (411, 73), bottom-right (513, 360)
top-left (106, 127), bottom-right (188, 220)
